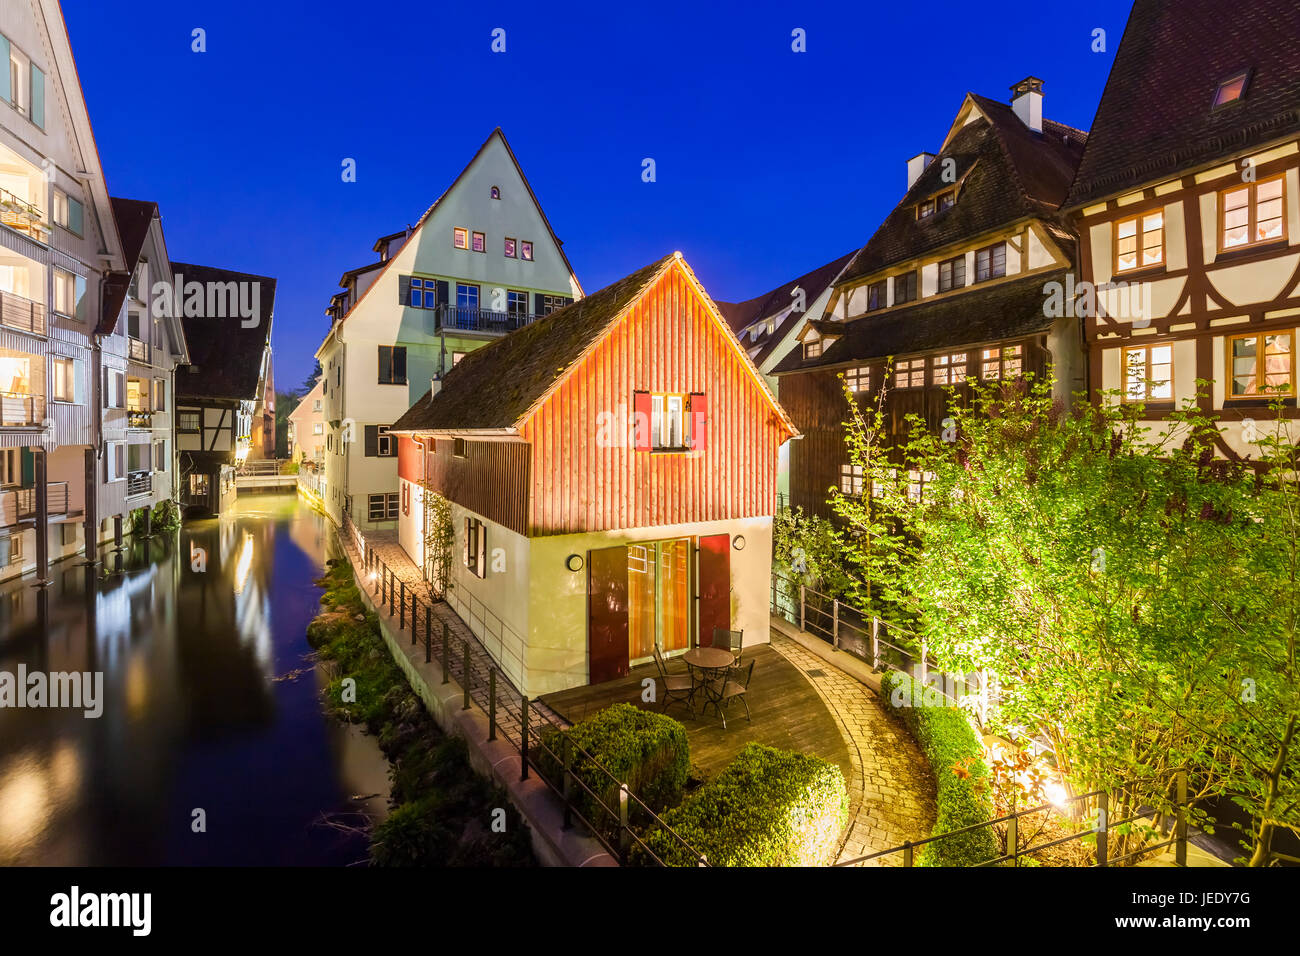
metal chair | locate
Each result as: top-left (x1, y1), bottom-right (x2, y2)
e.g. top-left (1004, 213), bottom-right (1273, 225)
top-left (707, 660), bottom-right (755, 729)
top-left (711, 627), bottom-right (743, 661)
top-left (652, 646), bottom-right (694, 715)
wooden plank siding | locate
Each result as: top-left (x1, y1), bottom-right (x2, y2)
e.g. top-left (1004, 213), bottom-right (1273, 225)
top-left (398, 435), bottom-right (531, 536)
top-left (518, 263), bottom-right (791, 536)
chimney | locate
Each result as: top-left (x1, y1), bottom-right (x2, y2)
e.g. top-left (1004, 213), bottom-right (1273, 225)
top-left (1010, 76), bottom-right (1044, 133)
top-left (906, 152), bottom-right (935, 190)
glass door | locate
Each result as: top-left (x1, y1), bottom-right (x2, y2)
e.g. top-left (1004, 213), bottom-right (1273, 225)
top-left (627, 537), bottom-right (691, 664)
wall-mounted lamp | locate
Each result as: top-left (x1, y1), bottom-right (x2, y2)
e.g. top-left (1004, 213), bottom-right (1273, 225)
top-left (566, 554), bottom-right (584, 572)
top-left (732, 535), bottom-right (746, 551)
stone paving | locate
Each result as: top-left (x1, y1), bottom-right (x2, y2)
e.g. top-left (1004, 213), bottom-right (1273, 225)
top-left (770, 634), bottom-right (937, 865)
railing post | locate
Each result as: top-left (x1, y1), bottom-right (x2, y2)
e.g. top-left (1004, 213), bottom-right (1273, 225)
top-left (488, 668), bottom-right (497, 741)
top-left (799, 584), bottom-right (806, 632)
top-left (561, 734), bottom-right (573, 830)
top-left (442, 622), bottom-right (450, 685)
top-left (1096, 790), bottom-right (1109, 867)
top-left (619, 784), bottom-right (631, 860)
top-left (388, 568), bottom-right (395, 617)
top-left (424, 608), bottom-right (432, 663)
top-left (831, 599), bottom-right (840, 650)
top-left (871, 617), bottom-right (881, 669)
top-left (1006, 813), bottom-right (1018, 867)
top-left (463, 641), bottom-right (471, 710)
top-left (399, 581), bottom-right (406, 630)
top-left (1175, 770), bottom-right (1188, 866)
top-left (902, 841), bottom-right (914, 867)
top-left (520, 696), bottom-right (529, 780)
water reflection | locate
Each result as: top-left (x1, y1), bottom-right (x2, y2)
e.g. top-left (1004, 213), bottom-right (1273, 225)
top-left (0, 494), bottom-right (387, 865)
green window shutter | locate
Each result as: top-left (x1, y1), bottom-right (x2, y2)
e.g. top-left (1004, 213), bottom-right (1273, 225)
top-left (30, 64), bottom-right (44, 129)
top-left (68, 197), bottom-right (84, 237)
top-left (74, 274), bottom-right (87, 323)
top-left (0, 36), bottom-right (10, 104)
top-left (20, 448), bottom-right (34, 488)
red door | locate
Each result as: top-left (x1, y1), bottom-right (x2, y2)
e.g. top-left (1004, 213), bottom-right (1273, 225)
top-left (697, 534), bottom-right (730, 647)
top-left (588, 546), bottom-right (630, 684)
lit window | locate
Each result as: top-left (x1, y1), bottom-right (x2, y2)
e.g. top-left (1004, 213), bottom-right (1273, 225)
top-left (452, 351), bottom-right (466, 365)
top-left (1122, 345), bottom-right (1173, 402)
top-left (465, 517), bottom-right (487, 577)
top-left (1116, 211), bottom-right (1165, 272)
top-left (895, 358), bottom-right (925, 389)
top-left (53, 269), bottom-right (85, 318)
top-left (937, 191), bottom-right (955, 212)
top-left (975, 243), bottom-right (1006, 282)
top-left (471, 231), bottom-right (486, 253)
top-left (804, 339), bottom-right (822, 360)
top-left (893, 272), bottom-right (918, 305)
top-left (867, 280), bottom-right (887, 312)
top-left (918, 198), bottom-right (935, 219)
top-left (651, 394), bottom-right (688, 450)
top-left (313, 422), bottom-right (324, 435)
top-left (52, 357), bottom-right (74, 402)
top-left (504, 237), bottom-right (517, 258)
top-left (938, 255), bottom-right (965, 293)
top-left (843, 366), bottom-right (870, 393)
top-left (1228, 333), bottom-right (1293, 398)
top-left (1213, 70), bottom-right (1249, 107)
top-left (520, 241), bottom-right (534, 261)
top-left (931, 353), bottom-right (968, 386)
top-left (981, 345), bottom-right (1022, 380)
top-left (906, 470), bottom-right (934, 503)
top-left (839, 464), bottom-right (865, 496)
top-left (453, 227), bottom-right (469, 249)
top-left (1220, 177), bottom-right (1286, 251)
top-left (178, 411), bottom-right (200, 432)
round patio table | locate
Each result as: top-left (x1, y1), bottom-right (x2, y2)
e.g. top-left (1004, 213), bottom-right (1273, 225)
top-left (682, 646), bottom-right (735, 714)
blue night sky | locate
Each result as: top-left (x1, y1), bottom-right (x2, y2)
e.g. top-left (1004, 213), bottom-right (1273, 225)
top-left (62, 0), bottom-right (1134, 392)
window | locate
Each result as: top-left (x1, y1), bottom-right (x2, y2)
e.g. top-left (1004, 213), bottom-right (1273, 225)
top-left (1122, 345), bottom-right (1173, 402)
top-left (839, 464), bottom-right (865, 496)
top-left (154, 439), bottom-right (167, 472)
top-left (1220, 177), bottom-right (1286, 251)
top-left (126, 311), bottom-right (143, 341)
top-left (1228, 333), bottom-right (1293, 398)
top-left (980, 345), bottom-right (1023, 380)
top-left (893, 272), bottom-right (918, 305)
top-left (377, 425), bottom-right (394, 456)
top-left (918, 198), bottom-right (935, 220)
top-left (456, 283), bottom-right (479, 311)
top-left (937, 191), bottom-right (955, 212)
top-left (490, 185), bottom-right (501, 199)
top-left (312, 422), bottom-right (324, 435)
top-left (105, 442), bottom-right (126, 482)
top-left (408, 277), bottom-right (440, 309)
top-left (52, 190), bottom-right (84, 237)
top-left (844, 366), bottom-right (870, 393)
top-left (1213, 70), bottom-right (1249, 107)
top-left (6, 41), bottom-right (44, 129)
top-left (178, 410), bottom-right (200, 432)
top-left (520, 241), bottom-right (533, 261)
top-left (938, 255), bottom-right (966, 293)
top-left (0, 447), bottom-right (17, 486)
top-left (906, 470), bottom-right (934, 504)
top-left (52, 357), bottom-right (74, 402)
top-left (453, 438), bottom-right (467, 458)
top-left (367, 493), bottom-right (399, 521)
top-left (507, 289), bottom-right (528, 317)
top-left (465, 517), bottom-right (486, 577)
top-left (452, 351), bottom-right (466, 365)
top-left (804, 340), bottom-right (822, 360)
top-left (53, 269), bottom-right (85, 319)
top-left (312, 399), bottom-right (321, 411)
top-left (504, 237), bottom-right (517, 258)
top-left (102, 368), bottom-right (125, 408)
top-left (651, 394), bottom-right (688, 450)
top-left (471, 231), bottom-right (486, 253)
top-left (895, 358), bottom-right (925, 388)
top-left (1116, 211), bottom-right (1165, 272)
top-left (867, 280), bottom-right (887, 312)
top-left (541, 294), bottom-right (568, 316)
top-left (154, 378), bottom-right (166, 411)
top-left (453, 227), bottom-right (469, 249)
top-left (931, 352), bottom-right (968, 386)
top-left (378, 345), bottom-right (407, 384)
top-left (975, 243), bottom-right (1006, 282)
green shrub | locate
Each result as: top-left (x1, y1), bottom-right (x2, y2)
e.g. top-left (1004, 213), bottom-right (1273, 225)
top-left (880, 670), bottom-right (998, 866)
top-left (633, 743), bottom-right (848, 866)
top-left (537, 702), bottom-right (689, 837)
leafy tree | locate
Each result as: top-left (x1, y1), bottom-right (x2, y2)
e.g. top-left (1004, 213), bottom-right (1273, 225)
top-left (421, 485), bottom-right (455, 601)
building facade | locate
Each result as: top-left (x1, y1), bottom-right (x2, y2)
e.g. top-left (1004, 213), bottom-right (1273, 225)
top-left (1064, 0), bottom-right (1300, 460)
top-left (287, 377), bottom-right (325, 466)
top-left (774, 79), bottom-right (1088, 518)
top-left (389, 254), bottom-right (797, 697)
top-left (316, 128), bottom-right (581, 533)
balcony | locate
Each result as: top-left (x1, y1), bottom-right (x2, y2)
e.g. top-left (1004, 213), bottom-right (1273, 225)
top-left (127, 409), bottom-right (154, 429)
top-left (0, 390), bottom-right (44, 426)
top-left (0, 289), bottom-right (46, 336)
top-left (2, 482), bottom-right (69, 526)
top-left (128, 338), bottom-right (150, 363)
top-left (434, 304), bottom-right (538, 335)
top-left (0, 188), bottom-right (50, 244)
top-left (126, 471), bottom-right (152, 498)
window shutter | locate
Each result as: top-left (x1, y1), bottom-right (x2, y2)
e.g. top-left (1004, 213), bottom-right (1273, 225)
top-left (20, 448), bottom-right (34, 488)
top-left (463, 518), bottom-right (471, 569)
top-left (398, 276), bottom-right (412, 306)
top-left (74, 275), bottom-right (87, 324)
top-left (0, 36), bottom-right (9, 104)
top-left (533, 292), bottom-right (546, 316)
top-left (378, 346), bottom-right (390, 383)
top-left (30, 64), bottom-right (44, 129)
top-left (564, 297), bottom-right (574, 307)
top-left (478, 523), bottom-right (487, 577)
top-left (435, 281), bottom-right (449, 307)
top-left (394, 347), bottom-right (407, 383)
top-left (633, 391), bottom-right (652, 451)
top-left (364, 425), bottom-right (378, 457)
top-left (69, 198), bottom-right (84, 237)
top-left (101, 366), bottom-right (108, 409)
top-left (690, 392), bottom-right (708, 450)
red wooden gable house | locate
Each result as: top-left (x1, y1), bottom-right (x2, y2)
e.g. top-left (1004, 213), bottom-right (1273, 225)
top-left (389, 252), bottom-right (798, 696)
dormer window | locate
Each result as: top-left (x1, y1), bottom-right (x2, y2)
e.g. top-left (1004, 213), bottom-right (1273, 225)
top-left (867, 280), bottom-right (887, 312)
top-left (1213, 70), bottom-right (1250, 108)
top-left (490, 185), bottom-right (501, 199)
top-left (804, 339), bottom-right (822, 360)
top-left (918, 198), bottom-right (936, 220)
top-left (937, 190), bottom-right (955, 212)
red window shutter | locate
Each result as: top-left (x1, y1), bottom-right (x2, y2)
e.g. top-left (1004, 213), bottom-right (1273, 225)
top-left (633, 391), bottom-right (652, 451)
top-left (689, 392), bottom-right (708, 450)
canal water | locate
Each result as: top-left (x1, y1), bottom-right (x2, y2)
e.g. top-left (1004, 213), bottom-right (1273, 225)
top-left (0, 493), bottom-right (390, 866)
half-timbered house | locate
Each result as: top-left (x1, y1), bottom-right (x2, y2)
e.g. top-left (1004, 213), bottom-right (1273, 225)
top-left (388, 253), bottom-right (798, 696)
top-left (1063, 0), bottom-right (1300, 459)
top-left (774, 78), bottom-right (1089, 517)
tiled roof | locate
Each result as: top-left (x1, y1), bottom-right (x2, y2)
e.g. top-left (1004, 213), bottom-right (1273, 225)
top-left (174, 261), bottom-right (276, 402)
top-left (1066, 0), bottom-right (1300, 207)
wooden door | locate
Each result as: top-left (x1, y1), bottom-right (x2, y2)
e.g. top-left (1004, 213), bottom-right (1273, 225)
top-left (697, 533), bottom-right (730, 647)
top-left (588, 545), bottom-right (630, 684)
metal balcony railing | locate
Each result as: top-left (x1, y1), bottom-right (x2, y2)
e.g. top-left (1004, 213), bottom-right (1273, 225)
top-left (126, 471), bottom-right (152, 497)
top-left (0, 187), bottom-right (49, 243)
top-left (0, 289), bottom-right (46, 336)
top-left (11, 482), bottom-right (69, 522)
top-left (128, 338), bottom-right (149, 363)
top-left (0, 390), bottom-right (44, 426)
top-left (435, 304), bottom-right (538, 335)
top-left (127, 409), bottom-right (153, 429)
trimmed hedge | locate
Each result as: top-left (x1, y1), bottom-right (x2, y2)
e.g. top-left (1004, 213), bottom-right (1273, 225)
top-left (537, 702), bottom-right (689, 837)
top-left (633, 743), bottom-right (848, 866)
top-left (880, 670), bottom-right (999, 866)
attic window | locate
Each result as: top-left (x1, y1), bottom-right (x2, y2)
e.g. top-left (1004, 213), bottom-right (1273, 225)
top-left (918, 198), bottom-right (936, 220)
top-left (937, 190), bottom-right (955, 212)
top-left (804, 339), bottom-right (822, 360)
top-left (490, 186), bottom-right (501, 199)
top-left (1213, 70), bottom-right (1249, 108)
